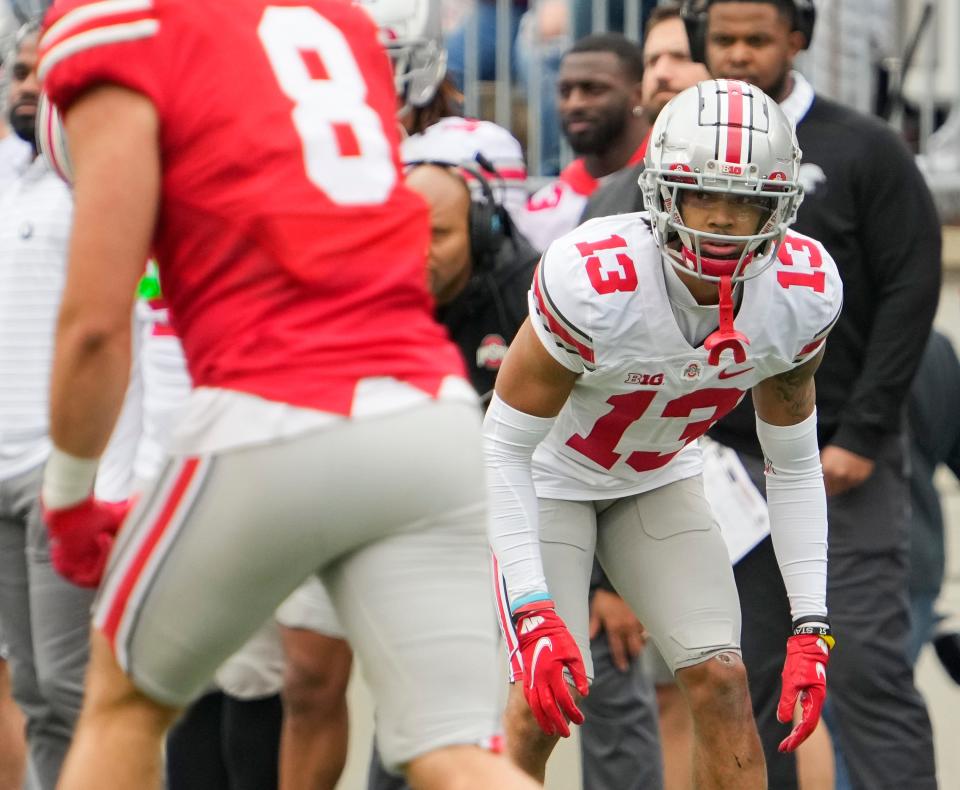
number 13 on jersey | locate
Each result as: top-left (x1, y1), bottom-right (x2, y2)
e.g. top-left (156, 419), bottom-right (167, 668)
top-left (258, 6), bottom-right (396, 205)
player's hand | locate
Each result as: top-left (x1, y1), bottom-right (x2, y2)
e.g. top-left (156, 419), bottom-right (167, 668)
top-left (588, 589), bottom-right (646, 672)
top-left (820, 445), bottom-right (874, 496)
top-left (42, 497), bottom-right (130, 588)
top-left (777, 621), bottom-right (834, 752)
top-left (514, 599), bottom-right (589, 737)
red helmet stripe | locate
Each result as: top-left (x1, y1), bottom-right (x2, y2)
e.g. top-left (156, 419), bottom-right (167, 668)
top-left (725, 80), bottom-right (745, 164)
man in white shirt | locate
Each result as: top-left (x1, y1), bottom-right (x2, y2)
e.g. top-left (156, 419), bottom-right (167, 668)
top-left (0, 22), bottom-right (92, 790)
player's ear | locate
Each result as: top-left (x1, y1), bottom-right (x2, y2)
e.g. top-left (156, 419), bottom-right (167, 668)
top-left (630, 79), bottom-right (644, 112)
top-left (786, 29), bottom-right (805, 61)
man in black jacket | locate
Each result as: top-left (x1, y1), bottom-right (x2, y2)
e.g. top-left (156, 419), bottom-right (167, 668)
top-left (701, 2), bottom-right (942, 789)
top-left (906, 330), bottom-right (960, 667)
top-left (405, 163), bottom-right (538, 400)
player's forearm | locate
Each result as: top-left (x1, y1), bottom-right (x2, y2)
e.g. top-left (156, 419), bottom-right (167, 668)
top-left (49, 311), bottom-right (132, 460)
top-left (483, 393), bottom-right (554, 610)
top-left (756, 410), bottom-right (828, 619)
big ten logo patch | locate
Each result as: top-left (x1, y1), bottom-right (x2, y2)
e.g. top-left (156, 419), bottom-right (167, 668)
top-left (625, 371), bottom-right (664, 386)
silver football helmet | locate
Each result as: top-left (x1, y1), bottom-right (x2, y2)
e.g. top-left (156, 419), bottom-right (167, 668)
top-left (358, 0), bottom-right (447, 109)
top-left (640, 79), bottom-right (803, 283)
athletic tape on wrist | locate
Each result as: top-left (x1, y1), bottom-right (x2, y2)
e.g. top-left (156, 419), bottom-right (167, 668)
top-left (42, 447), bottom-right (99, 509)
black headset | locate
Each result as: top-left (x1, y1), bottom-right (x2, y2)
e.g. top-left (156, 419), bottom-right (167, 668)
top-left (680, 0), bottom-right (816, 65)
top-left (404, 157), bottom-right (507, 273)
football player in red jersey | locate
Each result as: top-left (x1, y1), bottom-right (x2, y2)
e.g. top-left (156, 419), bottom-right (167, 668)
top-left (486, 80), bottom-right (840, 787)
top-left (36, 1), bottom-right (537, 789)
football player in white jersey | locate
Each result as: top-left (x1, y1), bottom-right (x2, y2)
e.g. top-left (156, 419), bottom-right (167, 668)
top-left (362, 0), bottom-right (529, 225)
top-left (485, 79), bottom-right (842, 787)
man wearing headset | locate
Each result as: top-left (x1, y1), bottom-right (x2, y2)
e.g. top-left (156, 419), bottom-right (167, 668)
top-left (404, 161), bottom-right (540, 400)
top-left (687, 3), bottom-right (941, 789)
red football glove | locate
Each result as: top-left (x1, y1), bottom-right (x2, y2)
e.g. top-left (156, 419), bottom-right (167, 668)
top-left (513, 599), bottom-right (589, 737)
top-left (777, 622), bottom-right (835, 752)
top-left (42, 497), bottom-right (130, 588)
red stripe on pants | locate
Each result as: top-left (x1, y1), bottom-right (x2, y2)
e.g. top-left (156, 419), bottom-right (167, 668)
top-left (101, 457), bottom-right (201, 648)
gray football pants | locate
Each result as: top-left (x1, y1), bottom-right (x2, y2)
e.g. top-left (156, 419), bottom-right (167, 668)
top-left (0, 464), bottom-right (94, 790)
top-left (366, 628), bottom-right (664, 790)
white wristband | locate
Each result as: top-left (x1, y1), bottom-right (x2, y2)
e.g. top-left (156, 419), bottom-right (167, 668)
top-left (42, 447), bottom-right (99, 509)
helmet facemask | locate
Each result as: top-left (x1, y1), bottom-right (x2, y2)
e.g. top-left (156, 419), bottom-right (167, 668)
top-left (385, 34), bottom-right (447, 110)
top-left (641, 163), bottom-right (802, 284)
top-left (359, 0), bottom-right (447, 112)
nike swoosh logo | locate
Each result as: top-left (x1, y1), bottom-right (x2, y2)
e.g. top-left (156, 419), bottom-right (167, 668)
top-left (530, 636), bottom-right (553, 688)
top-left (718, 366), bottom-right (755, 379)
top-left (815, 662), bottom-right (826, 681)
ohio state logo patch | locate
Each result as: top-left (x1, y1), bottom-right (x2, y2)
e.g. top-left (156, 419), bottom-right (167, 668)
top-left (477, 334), bottom-right (508, 370)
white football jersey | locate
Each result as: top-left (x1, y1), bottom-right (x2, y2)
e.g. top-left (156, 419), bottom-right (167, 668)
top-left (515, 145), bottom-right (646, 253)
top-left (528, 213), bottom-right (843, 500)
top-left (400, 116), bottom-right (528, 223)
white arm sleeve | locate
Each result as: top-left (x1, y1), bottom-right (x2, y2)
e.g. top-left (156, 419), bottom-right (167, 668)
top-left (483, 393), bottom-right (556, 612)
top-left (755, 409), bottom-right (828, 620)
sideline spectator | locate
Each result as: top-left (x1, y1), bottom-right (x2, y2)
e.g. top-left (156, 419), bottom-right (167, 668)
top-left (905, 330), bottom-right (960, 665)
top-left (0, 25), bottom-right (32, 790)
top-left (0, 24), bottom-right (84, 790)
top-left (703, 2), bottom-right (942, 788)
top-left (515, 32), bottom-right (648, 252)
top-left (581, 4), bottom-right (708, 218)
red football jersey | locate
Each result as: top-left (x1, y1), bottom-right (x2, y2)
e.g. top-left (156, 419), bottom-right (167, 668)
top-left (40, 0), bottom-right (465, 414)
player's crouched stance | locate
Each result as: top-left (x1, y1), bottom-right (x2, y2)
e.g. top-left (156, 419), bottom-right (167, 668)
top-left (486, 80), bottom-right (841, 787)
top-left (35, 1), bottom-right (538, 789)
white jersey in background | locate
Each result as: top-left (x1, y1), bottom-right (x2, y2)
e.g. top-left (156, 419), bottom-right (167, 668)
top-left (131, 266), bottom-right (192, 483)
top-left (0, 157), bottom-right (70, 480)
top-left (515, 145), bottom-right (646, 253)
top-left (400, 116), bottom-right (528, 223)
top-left (527, 212), bottom-right (842, 500)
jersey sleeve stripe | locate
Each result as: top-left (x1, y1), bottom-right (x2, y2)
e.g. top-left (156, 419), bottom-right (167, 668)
top-left (793, 337), bottom-right (825, 362)
top-left (39, 19), bottom-right (160, 81)
top-left (536, 261), bottom-right (592, 346)
top-left (793, 291), bottom-right (842, 363)
top-left (812, 296), bottom-right (843, 341)
top-left (41, 0), bottom-right (154, 48)
top-left (531, 266), bottom-right (595, 365)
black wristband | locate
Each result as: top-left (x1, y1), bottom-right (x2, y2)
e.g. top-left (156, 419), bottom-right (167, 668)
top-left (791, 617), bottom-right (835, 649)
top-left (792, 615), bottom-right (830, 629)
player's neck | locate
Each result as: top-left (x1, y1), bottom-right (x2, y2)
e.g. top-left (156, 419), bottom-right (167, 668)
top-left (582, 120), bottom-right (648, 180)
top-left (773, 70), bottom-right (796, 104)
top-left (672, 264), bottom-right (720, 306)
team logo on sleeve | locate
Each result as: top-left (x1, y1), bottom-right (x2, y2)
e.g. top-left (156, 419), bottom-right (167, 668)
top-left (477, 334), bottom-right (508, 370)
